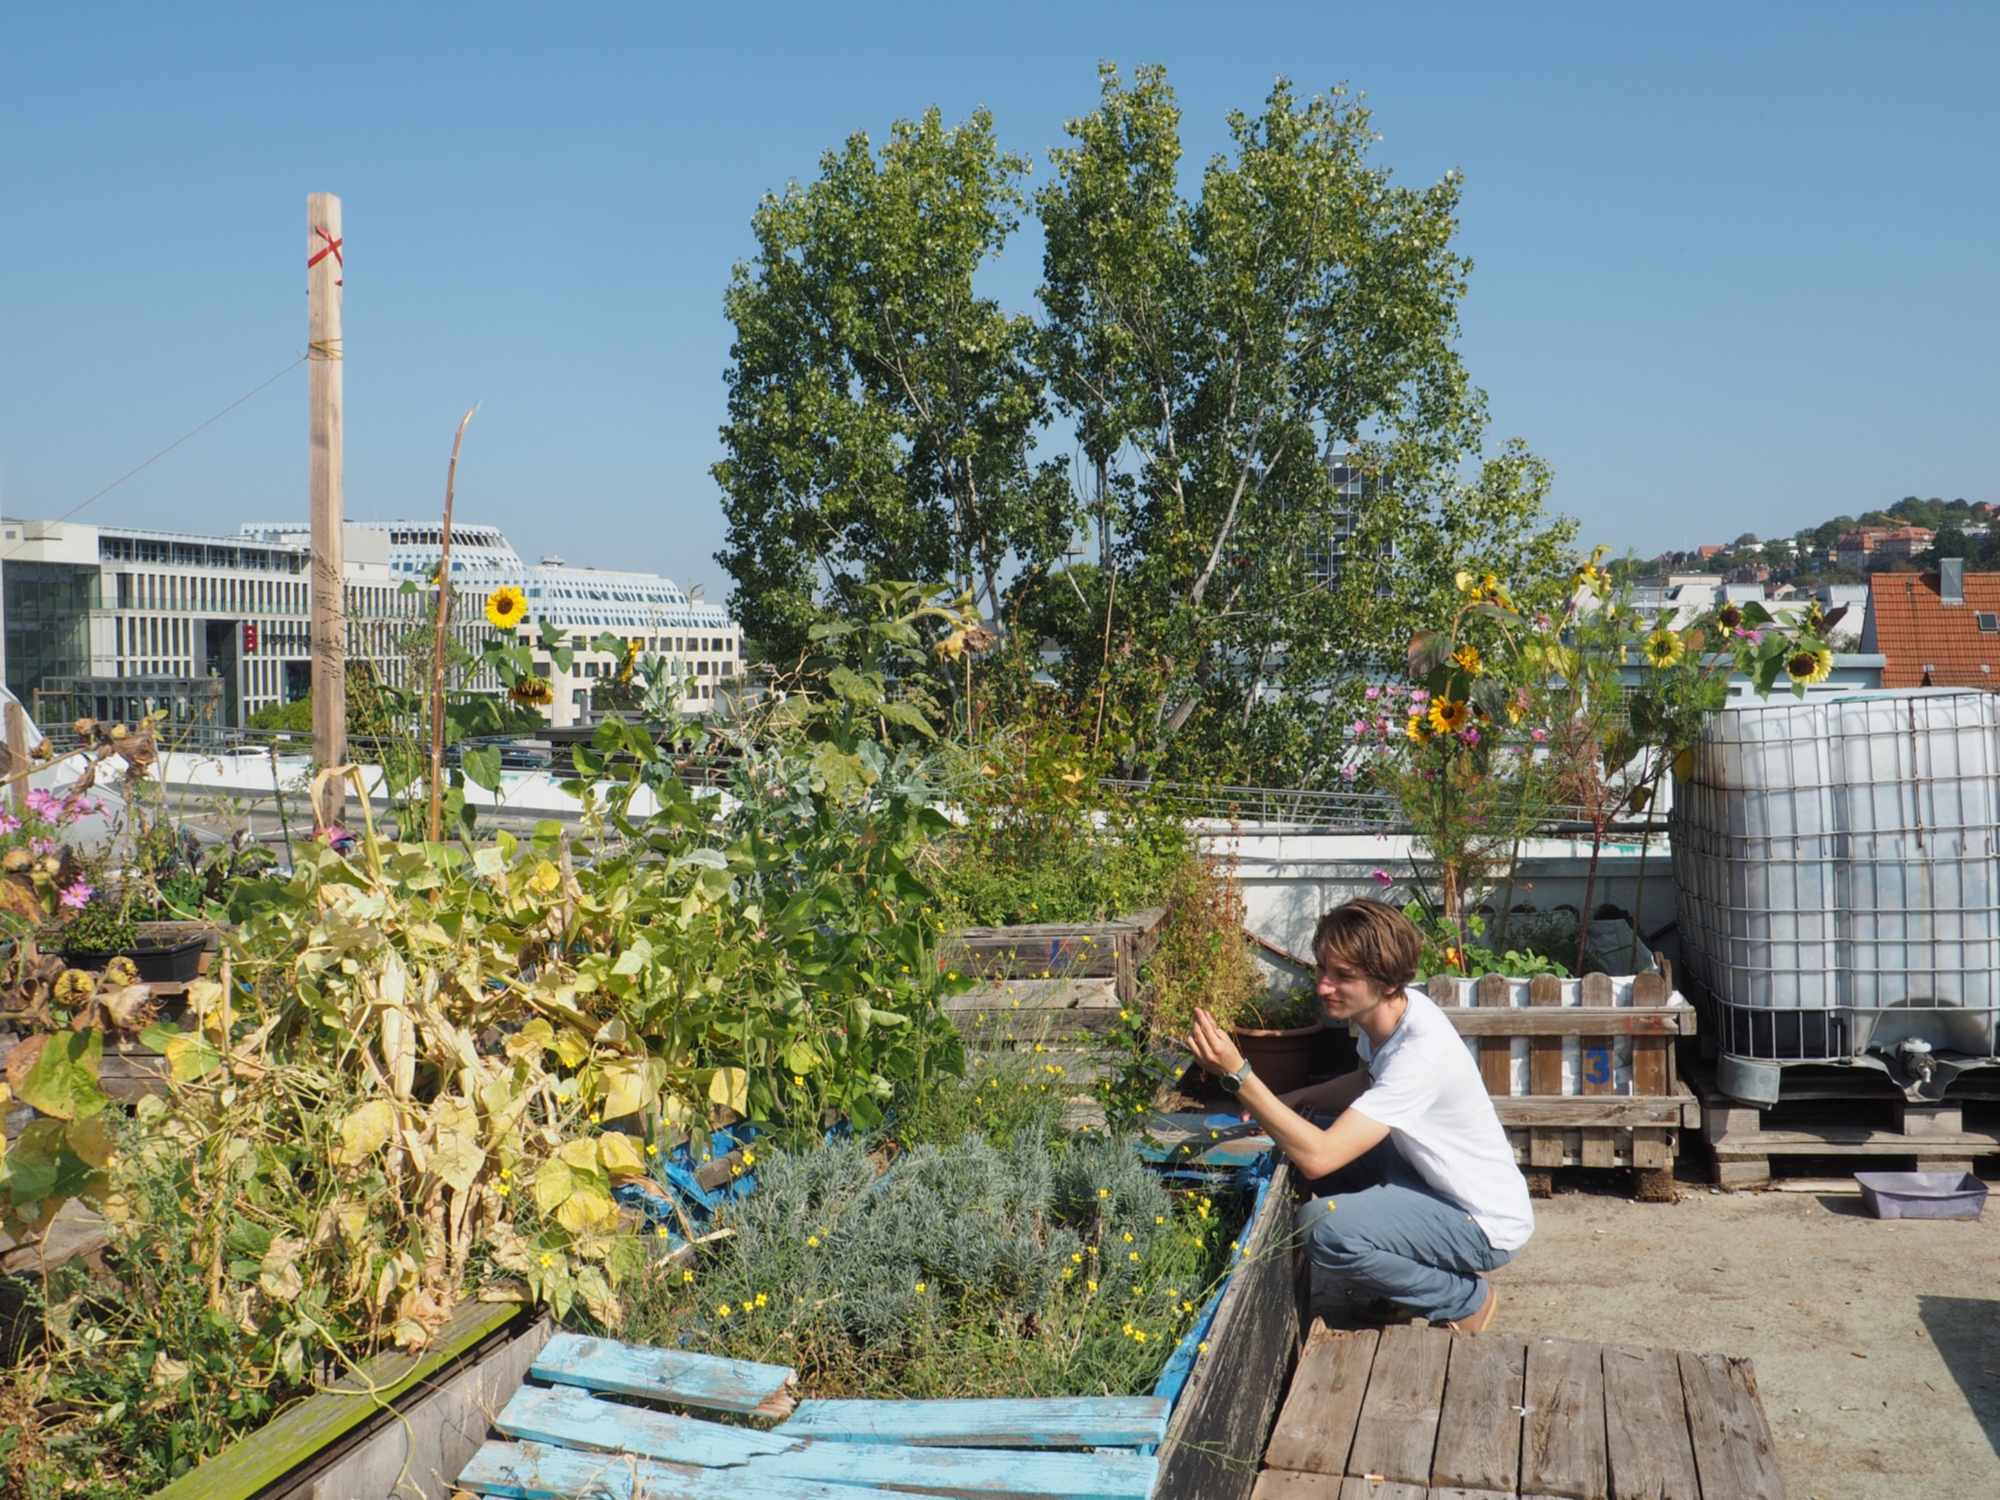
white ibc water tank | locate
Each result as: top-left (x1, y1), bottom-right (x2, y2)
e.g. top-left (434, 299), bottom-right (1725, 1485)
top-left (1671, 689), bottom-right (2000, 1067)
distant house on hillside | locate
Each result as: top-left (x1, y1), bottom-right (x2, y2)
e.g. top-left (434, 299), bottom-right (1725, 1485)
top-left (1836, 525), bottom-right (1934, 571)
top-left (1864, 561), bottom-right (2000, 688)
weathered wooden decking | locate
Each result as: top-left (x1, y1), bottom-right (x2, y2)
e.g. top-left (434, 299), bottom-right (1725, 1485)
top-left (1254, 1320), bottom-right (1785, 1500)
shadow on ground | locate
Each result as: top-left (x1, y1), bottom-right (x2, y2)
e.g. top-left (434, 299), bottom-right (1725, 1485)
top-left (1917, 1295), bottom-right (2000, 1462)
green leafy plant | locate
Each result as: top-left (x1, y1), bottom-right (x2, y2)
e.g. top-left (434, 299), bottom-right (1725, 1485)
top-left (1142, 855), bottom-right (1265, 1040)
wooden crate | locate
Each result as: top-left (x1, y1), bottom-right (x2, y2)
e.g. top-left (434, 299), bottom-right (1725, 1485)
top-left (1425, 969), bottom-right (1700, 1199)
top-left (940, 907), bottom-right (1167, 1009)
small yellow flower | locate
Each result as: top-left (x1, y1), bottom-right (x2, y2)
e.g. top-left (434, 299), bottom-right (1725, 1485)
top-left (1098, 1188), bottom-right (1110, 1199)
top-left (1135, 1330), bottom-right (1147, 1342)
top-left (914, 1282), bottom-right (927, 1295)
top-left (1156, 1216), bottom-right (1166, 1225)
top-left (1122, 1232), bottom-right (1133, 1243)
top-left (656, 1226), bottom-right (670, 1239)
top-left (743, 1151), bottom-right (756, 1166)
top-left (718, 1304), bottom-right (733, 1318)
top-left (499, 1167), bottom-right (511, 1179)
top-left (1198, 1341), bottom-right (1209, 1353)
top-left (807, 1235), bottom-right (820, 1248)
top-left (682, 1270), bottom-right (695, 1283)
top-left (1450, 643), bottom-right (1482, 676)
top-left (755, 1293), bottom-right (767, 1307)
top-left (1087, 1280), bottom-right (1099, 1291)
top-left (1071, 1252), bottom-right (1083, 1263)
top-left (494, 1184), bottom-right (511, 1198)
top-left (646, 1144), bottom-right (659, 1157)
top-left (1129, 1252), bottom-right (1140, 1262)
top-left (1062, 1268), bottom-right (1074, 1280)
top-left (540, 1253), bottom-right (553, 1267)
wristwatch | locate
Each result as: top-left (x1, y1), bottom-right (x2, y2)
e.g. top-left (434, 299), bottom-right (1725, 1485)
top-left (1217, 1060), bottom-right (1254, 1094)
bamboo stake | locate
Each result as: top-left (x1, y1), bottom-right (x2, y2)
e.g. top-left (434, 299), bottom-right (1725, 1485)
top-left (307, 192), bottom-right (347, 827)
top-left (426, 410), bottom-right (476, 844)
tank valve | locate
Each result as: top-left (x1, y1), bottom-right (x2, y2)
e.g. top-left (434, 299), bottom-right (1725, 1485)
top-left (1898, 1036), bottom-right (1936, 1088)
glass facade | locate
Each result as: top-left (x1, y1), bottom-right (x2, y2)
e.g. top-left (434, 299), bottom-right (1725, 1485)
top-left (4, 561), bottom-right (98, 707)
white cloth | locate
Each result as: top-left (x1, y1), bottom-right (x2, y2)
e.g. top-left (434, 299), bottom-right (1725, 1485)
top-left (1348, 987), bottom-right (1536, 1252)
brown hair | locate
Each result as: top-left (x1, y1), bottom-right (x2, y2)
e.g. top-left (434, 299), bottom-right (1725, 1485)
top-left (1311, 899), bottom-right (1422, 993)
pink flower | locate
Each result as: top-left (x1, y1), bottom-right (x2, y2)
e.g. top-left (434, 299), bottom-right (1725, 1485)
top-left (59, 877), bottom-right (91, 910)
top-left (1364, 686), bottom-right (1381, 701)
top-left (1530, 728), bottom-right (1547, 742)
top-left (1410, 689), bottom-right (1430, 703)
top-left (1459, 727), bottom-right (1481, 746)
top-left (1340, 765), bottom-right (1358, 781)
top-left (1350, 720), bottom-right (1368, 736)
top-left (1733, 628), bottom-right (1763, 644)
top-left (30, 838), bottom-right (57, 857)
top-left (1371, 868), bottom-right (1394, 888)
top-left (0, 813), bottom-right (18, 836)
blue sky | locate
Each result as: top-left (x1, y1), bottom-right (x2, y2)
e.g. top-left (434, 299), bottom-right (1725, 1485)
top-left (1, 3), bottom-right (1994, 590)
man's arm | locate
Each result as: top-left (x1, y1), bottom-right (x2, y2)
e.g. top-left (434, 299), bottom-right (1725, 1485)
top-left (1277, 1069), bottom-right (1370, 1117)
top-left (1187, 1010), bottom-right (1388, 1180)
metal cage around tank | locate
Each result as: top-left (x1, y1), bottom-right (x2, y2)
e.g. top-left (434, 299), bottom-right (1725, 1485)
top-left (1670, 688), bottom-right (2000, 1103)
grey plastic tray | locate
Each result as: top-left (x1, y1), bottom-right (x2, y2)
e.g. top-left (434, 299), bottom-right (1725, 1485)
top-left (1854, 1170), bottom-right (1989, 1220)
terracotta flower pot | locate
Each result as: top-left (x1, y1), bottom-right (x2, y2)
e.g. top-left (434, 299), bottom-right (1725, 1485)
top-left (1229, 1018), bottom-right (1325, 1096)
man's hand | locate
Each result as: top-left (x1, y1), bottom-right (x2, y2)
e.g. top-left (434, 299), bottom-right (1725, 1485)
top-left (1186, 1007), bottom-right (1246, 1077)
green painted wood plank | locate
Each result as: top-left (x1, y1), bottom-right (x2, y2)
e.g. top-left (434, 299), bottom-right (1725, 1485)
top-left (530, 1330), bottom-right (795, 1415)
top-left (459, 1439), bottom-right (905, 1500)
top-left (774, 1396), bottom-right (1169, 1448)
top-left (153, 1298), bottom-right (522, 1500)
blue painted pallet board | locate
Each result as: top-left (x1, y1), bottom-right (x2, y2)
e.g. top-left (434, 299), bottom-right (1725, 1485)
top-left (496, 1384), bottom-right (1159, 1499)
top-left (460, 1439), bottom-right (902, 1500)
top-left (496, 1384), bottom-right (791, 1465)
top-left (774, 1396), bottom-right (1170, 1449)
top-left (530, 1331), bottom-right (794, 1416)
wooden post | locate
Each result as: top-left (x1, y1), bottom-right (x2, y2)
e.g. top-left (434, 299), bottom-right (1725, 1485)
top-left (308, 192), bottom-right (346, 826)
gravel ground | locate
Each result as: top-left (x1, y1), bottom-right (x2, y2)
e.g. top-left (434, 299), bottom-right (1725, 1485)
top-left (1491, 1176), bottom-right (2000, 1500)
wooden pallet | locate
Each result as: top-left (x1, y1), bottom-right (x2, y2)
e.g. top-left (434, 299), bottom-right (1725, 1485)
top-left (1255, 1318), bottom-right (1786, 1500)
top-left (1426, 970), bottom-right (1698, 1200)
top-left (940, 908), bottom-right (1168, 1009)
top-left (1691, 1065), bottom-right (2000, 1186)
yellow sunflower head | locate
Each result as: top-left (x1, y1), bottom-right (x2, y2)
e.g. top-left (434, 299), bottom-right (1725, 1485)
top-left (485, 586), bottom-right (528, 631)
top-left (509, 675), bottom-right (555, 708)
top-left (1405, 712), bottom-right (1431, 744)
top-left (1643, 629), bottom-right (1683, 669)
top-left (1450, 644), bottom-right (1482, 676)
top-left (1785, 646), bottom-right (1834, 686)
top-left (1428, 698), bottom-right (1471, 734)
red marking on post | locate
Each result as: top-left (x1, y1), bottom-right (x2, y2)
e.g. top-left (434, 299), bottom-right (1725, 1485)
top-left (308, 224), bottom-right (344, 285)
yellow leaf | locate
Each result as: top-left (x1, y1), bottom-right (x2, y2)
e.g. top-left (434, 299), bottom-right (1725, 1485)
top-left (161, 1031), bottom-right (223, 1082)
top-left (533, 1157), bottom-right (575, 1215)
top-left (529, 860), bottom-right (561, 895)
top-left (337, 1100), bottom-right (397, 1163)
top-left (555, 1186), bottom-right (620, 1234)
top-left (504, 1019), bottom-right (554, 1061)
top-left (259, 1235), bottom-right (306, 1301)
top-left (596, 1132), bottom-right (645, 1175)
top-left (558, 1138), bottom-right (603, 1172)
top-left (599, 1061), bottom-right (649, 1119)
top-left (430, 1130), bottom-right (487, 1193)
top-left (708, 1067), bottom-right (748, 1114)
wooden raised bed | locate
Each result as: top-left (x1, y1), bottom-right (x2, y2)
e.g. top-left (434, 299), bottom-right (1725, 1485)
top-left (1425, 969), bottom-right (1700, 1199)
top-left (941, 907), bottom-right (1169, 1012)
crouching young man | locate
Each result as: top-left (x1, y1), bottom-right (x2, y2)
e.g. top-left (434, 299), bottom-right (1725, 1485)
top-left (1184, 898), bottom-right (1532, 1330)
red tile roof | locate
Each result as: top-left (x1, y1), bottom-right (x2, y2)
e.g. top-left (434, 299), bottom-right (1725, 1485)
top-left (1869, 571), bottom-right (2000, 689)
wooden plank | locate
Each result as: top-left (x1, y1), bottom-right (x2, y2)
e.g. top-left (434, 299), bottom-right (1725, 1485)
top-left (1430, 1333), bottom-right (1527, 1493)
top-left (748, 1439), bottom-right (1160, 1499)
top-left (1601, 1345), bottom-right (1698, 1500)
top-left (1632, 1037), bottom-right (1670, 1098)
top-left (1346, 1324), bottom-right (1452, 1485)
top-left (1337, 1479), bottom-right (1428, 1500)
top-left (1678, 1352), bottom-right (1785, 1500)
top-left (458, 1439), bottom-right (901, 1500)
top-left (153, 1300), bottom-right (521, 1500)
top-left (1630, 1129), bottom-right (1675, 1171)
top-left (1527, 973), bottom-right (1565, 1166)
top-left (1264, 1323), bottom-right (1379, 1474)
top-left (1250, 1472), bottom-right (1344, 1500)
top-left (531, 1331), bottom-right (794, 1417)
top-left (497, 1383), bottom-right (791, 1464)
top-left (1711, 1123), bottom-right (2000, 1152)
top-left (778, 1395), bottom-right (1168, 1449)
top-left (1522, 1338), bottom-right (1608, 1500)
top-left (1477, 974), bottom-right (1513, 1097)
top-left (1442, 1010), bottom-right (1690, 1037)
top-left (1155, 1161), bottom-right (1301, 1500)
top-left (1630, 972), bottom-right (1670, 1006)
top-left (1580, 1129), bottom-right (1617, 1169)
top-left (1579, 973), bottom-right (1615, 1099)
top-left (1427, 974), bottom-right (1464, 1006)
top-left (1492, 1098), bottom-right (1685, 1128)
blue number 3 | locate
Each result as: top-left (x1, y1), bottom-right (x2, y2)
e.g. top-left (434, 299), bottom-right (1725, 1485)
top-left (1584, 1049), bottom-right (1612, 1085)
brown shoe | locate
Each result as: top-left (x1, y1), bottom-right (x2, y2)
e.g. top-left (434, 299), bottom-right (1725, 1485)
top-left (1446, 1279), bottom-right (1498, 1333)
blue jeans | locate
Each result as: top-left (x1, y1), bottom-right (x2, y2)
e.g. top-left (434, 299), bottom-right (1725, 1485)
top-left (1295, 1140), bottom-right (1515, 1323)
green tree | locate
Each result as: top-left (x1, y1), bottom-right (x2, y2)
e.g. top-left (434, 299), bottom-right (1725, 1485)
top-left (1035, 65), bottom-right (1573, 782)
top-left (714, 107), bottom-right (1077, 671)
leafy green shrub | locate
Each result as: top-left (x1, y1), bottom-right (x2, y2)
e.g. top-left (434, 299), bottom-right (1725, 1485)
top-left (1143, 856), bottom-right (1266, 1039)
top-left (613, 1128), bottom-right (1242, 1400)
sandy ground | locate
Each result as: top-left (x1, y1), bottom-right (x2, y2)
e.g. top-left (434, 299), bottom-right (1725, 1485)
top-left (1487, 1177), bottom-right (2000, 1500)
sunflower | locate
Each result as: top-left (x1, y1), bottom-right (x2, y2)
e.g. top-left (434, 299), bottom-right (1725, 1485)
top-left (485, 585), bottom-right (528, 631)
top-left (1643, 628), bottom-right (1683, 669)
top-left (1785, 646), bottom-right (1834, 686)
top-left (1428, 698), bottom-right (1471, 733)
top-left (509, 675), bottom-right (555, 708)
top-left (1405, 712), bottom-right (1432, 744)
top-left (1451, 643), bottom-right (1482, 676)
top-left (1716, 603), bottom-right (1743, 631)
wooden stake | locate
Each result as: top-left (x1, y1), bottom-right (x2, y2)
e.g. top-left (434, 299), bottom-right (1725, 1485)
top-left (426, 410), bottom-right (476, 844)
top-left (307, 192), bottom-right (346, 825)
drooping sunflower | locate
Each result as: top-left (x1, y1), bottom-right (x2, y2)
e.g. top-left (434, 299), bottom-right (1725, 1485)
top-left (1643, 628), bottom-right (1684, 669)
top-left (485, 585), bottom-right (528, 631)
top-left (509, 675), bottom-right (555, 708)
top-left (1451, 643), bottom-right (1482, 676)
top-left (1785, 646), bottom-right (1834, 686)
top-left (1716, 603), bottom-right (1744, 631)
top-left (1405, 712), bottom-right (1432, 744)
top-left (1428, 698), bottom-right (1471, 734)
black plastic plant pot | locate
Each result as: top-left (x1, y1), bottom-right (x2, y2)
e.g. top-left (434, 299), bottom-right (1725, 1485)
top-left (62, 933), bottom-right (207, 983)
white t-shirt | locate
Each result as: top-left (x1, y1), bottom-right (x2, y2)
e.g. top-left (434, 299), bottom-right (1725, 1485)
top-left (1348, 987), bottom-right (1536, 1252)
